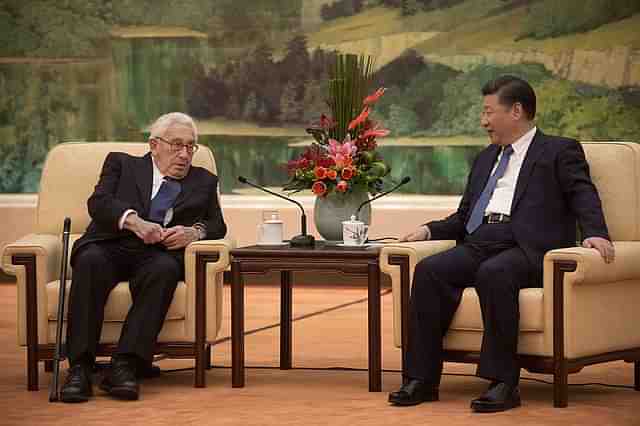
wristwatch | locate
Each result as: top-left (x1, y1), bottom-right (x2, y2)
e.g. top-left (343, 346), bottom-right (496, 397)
top-left (193, 223), bottom-right (207, 241)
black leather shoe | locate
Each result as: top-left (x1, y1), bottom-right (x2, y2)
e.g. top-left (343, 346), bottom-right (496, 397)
top-left (470, 382), bottom-right (521, 413)
top-left (100, 358), bottom-right (139, 400)
top-left (388, 379), bottom-right (439, 406)
top-left (60, 364), bottom-right (93, 403)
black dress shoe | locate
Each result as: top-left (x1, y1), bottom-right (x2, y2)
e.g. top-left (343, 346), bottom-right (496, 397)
top-left (60, 364), bottom-right (93, 403)
top-left (470, 382), bottom-right (521, 413)
top-left (388, 379), bottom-right (439, 406)
top-left (100, 358), bottom-right (139, 400)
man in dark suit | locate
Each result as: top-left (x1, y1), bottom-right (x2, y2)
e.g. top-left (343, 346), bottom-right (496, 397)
top-left (60, 112), bottom-right (227, 402)
top-left (388, 76), bottom-right (615, 412)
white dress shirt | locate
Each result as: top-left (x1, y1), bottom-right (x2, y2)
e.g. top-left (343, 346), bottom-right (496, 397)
top-left (484, 126), bottom-right (537, 216)
top-left (118, 157), bottom-right (173, 229)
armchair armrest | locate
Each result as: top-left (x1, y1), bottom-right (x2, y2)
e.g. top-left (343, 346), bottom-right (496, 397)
top-left (543, 241), bottom-right (640, 360)
top-left (544, 241), bottom-right (640, 285)
top-left (182, 237), bottom-right (236, 345)
top-left (2, 234), bottom-right (62, 346)
top-left (379, 240), bottom-right (456, 347)
top-left (2, 234), bottom-right (62, 283)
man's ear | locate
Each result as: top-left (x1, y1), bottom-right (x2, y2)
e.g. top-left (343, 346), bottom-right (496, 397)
top-left (511, 102), bottom-right (523, 120)
top-left (149, 138), bottom-right (158, 153)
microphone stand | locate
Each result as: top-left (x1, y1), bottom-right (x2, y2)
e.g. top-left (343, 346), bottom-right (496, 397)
top-left (355, 177), bottom-right (411, 220)
top-left (238, 177), bottom-right (315, 247)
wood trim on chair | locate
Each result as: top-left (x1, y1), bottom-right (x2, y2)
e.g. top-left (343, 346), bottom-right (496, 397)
top-left (388, 254), bottom-right (410, 379)
top-left (12, 254), bottom-right (38, 391)
top-left (552, 260), bottom-right (577, 408)
top-left (195, 252), bottom-right (219, 388)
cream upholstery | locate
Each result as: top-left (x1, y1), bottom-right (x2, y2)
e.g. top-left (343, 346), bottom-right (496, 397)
top-left (379, 141), bottom-right (640, 406)
top-left (1, 142), bottom-right (235, 389)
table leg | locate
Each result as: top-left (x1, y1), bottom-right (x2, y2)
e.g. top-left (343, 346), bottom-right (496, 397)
top-left (280, 270), bottom-right (292, 370)
top-left (368, 261), bottom-right (382, 392)
top-left (231, 260), bottom-right (245, 387)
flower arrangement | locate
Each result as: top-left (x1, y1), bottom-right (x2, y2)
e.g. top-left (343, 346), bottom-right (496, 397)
top-left (284, 54), bottom-right (391, 197)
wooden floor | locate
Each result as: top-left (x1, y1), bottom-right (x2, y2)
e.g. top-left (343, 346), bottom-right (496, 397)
top-left (0, 282), bottom-right (638, 426)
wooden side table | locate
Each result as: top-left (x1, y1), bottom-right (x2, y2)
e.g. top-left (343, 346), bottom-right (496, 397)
top-left (230, 242), bottom-right (386, 391)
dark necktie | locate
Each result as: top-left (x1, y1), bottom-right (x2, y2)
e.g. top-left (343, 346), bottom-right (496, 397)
top-left (149, 178), bottom-right (181, 224)
top-left (465, 145), bottom-right (514, 234)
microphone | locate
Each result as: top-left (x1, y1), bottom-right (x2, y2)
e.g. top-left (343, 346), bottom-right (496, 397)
top-left (355, 176), bottom-right (411, 220)
top-left (238, 176), bottom-right (315, 247)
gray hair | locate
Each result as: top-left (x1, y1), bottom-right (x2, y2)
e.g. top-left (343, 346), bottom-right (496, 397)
top-left (148, 112), bottom-right (198, 143)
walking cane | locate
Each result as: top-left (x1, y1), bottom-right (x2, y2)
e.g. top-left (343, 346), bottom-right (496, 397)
top-left (49, 217), bottom-right (71, 402)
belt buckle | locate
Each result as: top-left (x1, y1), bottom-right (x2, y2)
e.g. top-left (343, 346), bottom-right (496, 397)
top-left (486, 214), bottom-right (502, 224)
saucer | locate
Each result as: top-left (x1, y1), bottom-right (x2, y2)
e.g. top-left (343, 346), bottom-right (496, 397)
top-left (255, 241), bottom-right (289, 246)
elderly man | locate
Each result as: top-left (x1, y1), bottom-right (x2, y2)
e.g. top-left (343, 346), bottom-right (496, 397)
top-left (388, 76), bottom-right (614, 412)
top-left (60, 112), bottom-right (227, 402)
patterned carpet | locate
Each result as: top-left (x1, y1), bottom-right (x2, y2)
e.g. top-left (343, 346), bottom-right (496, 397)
top-left (0, 283), bottom-right (638, 426)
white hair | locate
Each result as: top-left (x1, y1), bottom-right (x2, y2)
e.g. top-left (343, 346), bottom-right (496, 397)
top-left (148, 112), bottom-right (198, 143)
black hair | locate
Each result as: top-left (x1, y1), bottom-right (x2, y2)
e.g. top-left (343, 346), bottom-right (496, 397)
top-left (482, 75), bottom-right (536, 120)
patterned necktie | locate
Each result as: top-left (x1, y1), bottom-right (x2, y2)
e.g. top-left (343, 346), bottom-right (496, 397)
top-left (149, 178), bottom-right (181, 224)
top-left (465, 145), bottom-right (514, 234)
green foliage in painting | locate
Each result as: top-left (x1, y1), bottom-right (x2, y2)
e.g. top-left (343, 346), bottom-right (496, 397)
top-left (520, 0), bottom-right (640, 40)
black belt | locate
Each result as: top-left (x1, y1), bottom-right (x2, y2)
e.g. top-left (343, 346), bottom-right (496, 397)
top-left (483, 213), bottom-right (511, 224)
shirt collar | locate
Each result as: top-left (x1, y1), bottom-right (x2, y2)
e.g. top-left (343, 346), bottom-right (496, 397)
top-left (508, 126), bottom-right (537, 156)
top-left (151, 156), bottom-right (165, 186)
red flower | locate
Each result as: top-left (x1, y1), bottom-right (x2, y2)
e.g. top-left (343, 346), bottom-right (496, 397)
top-left (314, 166), bottom-right (327, 179)
top-left (319, 114), bottom-right (336, 129)
top-left (312, 180), bottom-right (327, 196)
top-left (348, 107), bottom-right (370, 130)
top-left (341, 166), bottom-right (355, 180)
top-left (336, 180), bottom-right (348, 192)
top-left (363, 87), bottom-right (386, 106)
top-left (326, 169), bottom-right (337, 180)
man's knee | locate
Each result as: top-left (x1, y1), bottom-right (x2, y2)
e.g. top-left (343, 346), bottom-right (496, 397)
top-left (146, 254), bottom-right (183, 282)
top-left (73, 243), bottom-right (108, 270)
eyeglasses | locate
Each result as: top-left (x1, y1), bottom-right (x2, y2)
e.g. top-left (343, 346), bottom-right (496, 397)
top-left (154, 136), bottom-right (199, 154)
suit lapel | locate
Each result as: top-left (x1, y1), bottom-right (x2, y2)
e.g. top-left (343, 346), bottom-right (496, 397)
top-left (511, 130), bottom-right (548, 212)
top-left (136, 153), bottom-right (153, 215)
top-left (172, 167), bottom-right (196, 211)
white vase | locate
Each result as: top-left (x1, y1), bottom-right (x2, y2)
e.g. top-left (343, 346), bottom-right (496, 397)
top-left (313, 190), bottom-right (371, 241)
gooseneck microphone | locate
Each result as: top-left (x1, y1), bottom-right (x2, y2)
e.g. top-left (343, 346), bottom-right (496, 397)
top-left (355, 176), bottom-right (411, 220)
top-left (238, 176), bottom-right (315, 247)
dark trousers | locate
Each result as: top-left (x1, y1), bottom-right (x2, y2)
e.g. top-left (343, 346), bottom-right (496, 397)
top-left (405, 223), bottom-right (541, 387)
top-left (66, 237), bottom-right (184, 365)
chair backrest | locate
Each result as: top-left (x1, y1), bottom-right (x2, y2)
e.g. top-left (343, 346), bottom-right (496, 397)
top-left (581, 141), bottom-right (640, 241)
top-left (36, 142), bottom-right (217, 235)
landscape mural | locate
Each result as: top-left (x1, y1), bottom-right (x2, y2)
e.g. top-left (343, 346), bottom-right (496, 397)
top-left (1, 0), bottom-right (639, 194)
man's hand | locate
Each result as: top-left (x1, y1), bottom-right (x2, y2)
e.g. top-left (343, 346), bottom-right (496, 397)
top-left (162, 225), bottom-right (199, 250)
top-left (124, 214), bottom-right (165, 244)
top-left (582, 237), bottom-right (615, 264)
top-left (399, 225), bottom-right (430, 242)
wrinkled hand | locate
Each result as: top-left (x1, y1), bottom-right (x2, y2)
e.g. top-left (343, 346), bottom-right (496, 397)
top-left (162, 225), bottom-right (199, 250)
top-left (125, 214), bottom-right (165, 244)
top-left (399, 225), bottom-right (430, 242)
top-left (582, 237), bottom-right (615, 264)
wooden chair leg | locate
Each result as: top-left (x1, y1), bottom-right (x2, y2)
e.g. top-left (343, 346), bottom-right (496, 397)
top-left (634, 361), bottom-right (639, 391)
top-left (553, 361), bottom-right (568, 408)
top-left (27, 346), bottom-right (38, 391)
top-left (205, 344), bottom-right (212, 370)
top-left (44, 360), bottom-right (53, 372)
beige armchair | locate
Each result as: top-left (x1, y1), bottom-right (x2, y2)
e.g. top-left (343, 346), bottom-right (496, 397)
top-left (380, 141), bottom-right (640, 407)
top-left (1, 142), bottom-right (234, 391)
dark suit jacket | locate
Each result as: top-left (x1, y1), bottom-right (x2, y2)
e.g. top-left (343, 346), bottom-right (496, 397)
top-left (427, 130), bottom-right (610, 272)
top-left (71, 151), bottom-right (227, 262)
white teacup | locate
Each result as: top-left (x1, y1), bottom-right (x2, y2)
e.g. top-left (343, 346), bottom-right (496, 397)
top-left (342, 215), bottom-right (369, 246)
top-left (257, 212), bottom-right (284, 245)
